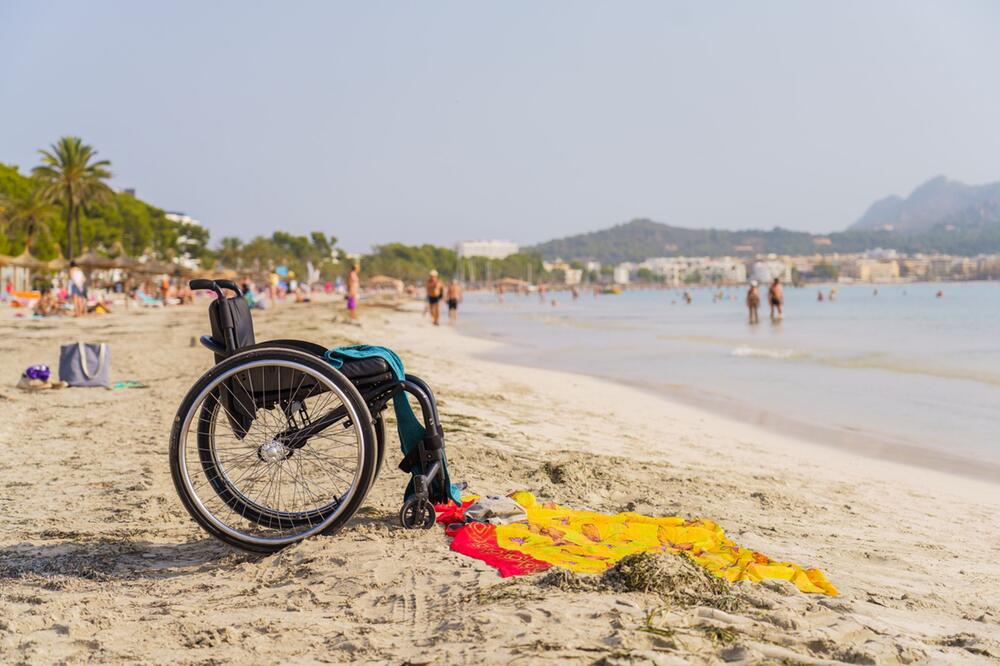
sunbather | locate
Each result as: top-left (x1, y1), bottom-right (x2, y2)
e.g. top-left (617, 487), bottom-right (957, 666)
top-left (33, 287), bottom-right (61, 317)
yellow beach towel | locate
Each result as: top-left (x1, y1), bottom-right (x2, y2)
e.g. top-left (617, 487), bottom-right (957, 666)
top-left (493, 491), bottom-right (837, 596)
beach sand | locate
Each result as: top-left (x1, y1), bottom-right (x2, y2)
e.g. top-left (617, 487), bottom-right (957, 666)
top-left (1, 299), bottom-right (998, 664)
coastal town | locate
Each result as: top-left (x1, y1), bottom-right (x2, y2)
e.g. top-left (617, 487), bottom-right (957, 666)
top-left (458, 239), bottom-right (1000, 288)
top-left (560, 249), bottom-right (1000, 286)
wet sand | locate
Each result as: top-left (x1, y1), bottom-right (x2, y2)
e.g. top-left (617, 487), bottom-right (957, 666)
top-left (1, 298), bottom-right (998, 663)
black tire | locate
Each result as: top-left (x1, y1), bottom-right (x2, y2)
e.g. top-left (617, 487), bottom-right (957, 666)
top-left (170, 347), bottom-right (377, 553)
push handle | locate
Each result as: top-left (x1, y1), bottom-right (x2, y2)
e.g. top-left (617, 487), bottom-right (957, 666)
top-left (189, 279), bottom-right (239, 352)
top-left (189, 279), bottom-right (242, 298)
top-left (216, 279), bottom-right (243, 296)
top-left (189, 278), bottom-right (222, 299)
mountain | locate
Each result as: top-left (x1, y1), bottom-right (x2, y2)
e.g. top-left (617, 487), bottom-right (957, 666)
top-left (851, 176), bottom-right (1000, 233)
top-left (529, 219), bottom-right (823, 263)
top-left (529, 216), bottom-right (1000, 264)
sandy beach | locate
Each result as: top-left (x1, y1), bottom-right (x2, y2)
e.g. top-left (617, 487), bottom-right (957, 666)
top-left (1, 298), bottom-right (998, 664)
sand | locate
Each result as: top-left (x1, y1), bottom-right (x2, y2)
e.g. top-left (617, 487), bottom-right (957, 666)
top-left (1, 297), bottom-right (998, 664)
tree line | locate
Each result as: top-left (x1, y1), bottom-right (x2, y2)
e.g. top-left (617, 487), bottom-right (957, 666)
top-left (1, 136), bottom-right (552, 283)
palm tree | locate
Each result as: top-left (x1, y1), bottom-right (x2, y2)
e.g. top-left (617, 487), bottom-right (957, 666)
top-left (32, 137), bottom-right (113, 258)
top-left (0, 189), bottom-right (56, 253)
top-left (217, 236), bottom-right (244, 269)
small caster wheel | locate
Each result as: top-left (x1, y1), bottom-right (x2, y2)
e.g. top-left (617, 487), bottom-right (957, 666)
top-left (399, 497), bottom-right (436, 529)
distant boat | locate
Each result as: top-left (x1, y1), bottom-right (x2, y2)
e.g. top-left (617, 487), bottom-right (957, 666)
top-left (601, 285), bottom-right (622, 295)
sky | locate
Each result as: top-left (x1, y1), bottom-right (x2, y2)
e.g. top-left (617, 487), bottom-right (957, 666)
top-left (2, 1), bottom-right (999, 253)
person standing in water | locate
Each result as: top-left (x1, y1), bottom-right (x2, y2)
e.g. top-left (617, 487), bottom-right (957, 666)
top-left (446, 280), bottom-right (462, 324)
top-left (768, 277), bottom-right (784, 320)
top-left (346, 263), bottom-right (360, 323)
top-left (426, 270), bottom-right (444, 325)
top-left (746, 280), bottom-right (761, 324)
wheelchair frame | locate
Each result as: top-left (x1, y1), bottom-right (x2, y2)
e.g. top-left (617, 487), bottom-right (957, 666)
top-left (172, 278), bottom-right (451, 551)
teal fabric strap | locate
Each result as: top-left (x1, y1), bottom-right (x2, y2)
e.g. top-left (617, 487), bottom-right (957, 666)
top-left (324, 345), bottom-right (461, 504)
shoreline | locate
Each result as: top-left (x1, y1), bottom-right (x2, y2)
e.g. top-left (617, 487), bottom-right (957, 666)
top-left (472, 343), bottom-right (1000, 484)
top-left (442, 313), bottom-right (1000, 502)
top-left (450, 287), bottom-right (1000, 485)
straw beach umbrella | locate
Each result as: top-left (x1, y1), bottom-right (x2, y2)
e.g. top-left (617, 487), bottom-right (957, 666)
top-left (7, 249), bottom-right (51, 270)
top-left (367, 274), bottom-right (405, 295)
top-left (73, 250), bottom-right (117, 270)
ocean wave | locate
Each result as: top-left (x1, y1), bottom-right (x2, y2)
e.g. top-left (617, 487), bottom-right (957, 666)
top-left (730, 346), bottom-right (802, 360)
top-left (728, 346), bottom-right (1000, 386)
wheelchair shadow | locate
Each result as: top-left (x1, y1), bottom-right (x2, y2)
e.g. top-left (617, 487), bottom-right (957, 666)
top-left (0, 537), bottom-right (259, 582)
top-left (346, 505), bottom-right (406, 530)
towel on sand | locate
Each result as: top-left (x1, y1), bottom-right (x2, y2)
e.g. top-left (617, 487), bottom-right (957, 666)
top-left (436, 492), bottom-right (837, 595)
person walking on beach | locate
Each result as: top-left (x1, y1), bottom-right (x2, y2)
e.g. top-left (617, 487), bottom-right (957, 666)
top-left (446, 280), bottom-right (462, 324)
top-left (746, 280), bottom-right (760, 324)
top-left (68, 261), bottom-right (87, 317)
top-left (267, 271), bottom-right (279, 303)
top-left (346, 263), bottom-right (360, 323)
top-left (768, 277), bottom-right (784, 320)
top-left (426, 270), bottom-right (444, 326)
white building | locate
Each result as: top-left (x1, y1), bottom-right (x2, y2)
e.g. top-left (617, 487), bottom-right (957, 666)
top-left (613, 265), bottom-right (631, 284)
top-left (751, 260), bottom-right (793, 284)
top-left (564, 268), bottom-right (583, 286)
top-left (635, 256), bottom-right (747, 285)
top-left (165, 211), bottom-right (202, 227)
top-left (455, 240), bottom-right (519, 260)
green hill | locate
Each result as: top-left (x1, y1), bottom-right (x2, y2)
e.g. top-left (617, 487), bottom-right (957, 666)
top-left (528, 218), bottom-right (1000, 263)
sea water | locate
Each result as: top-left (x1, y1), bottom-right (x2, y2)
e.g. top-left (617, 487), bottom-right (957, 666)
top-left (459, 282), bottom-right (1000, 479)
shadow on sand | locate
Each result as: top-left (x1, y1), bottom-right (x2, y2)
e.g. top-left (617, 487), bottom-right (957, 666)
top-left (0, 537), bottom-right (257, 582)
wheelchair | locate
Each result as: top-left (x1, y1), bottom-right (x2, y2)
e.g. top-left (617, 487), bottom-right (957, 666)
top-left (169, 279), bottom-right (452, 553)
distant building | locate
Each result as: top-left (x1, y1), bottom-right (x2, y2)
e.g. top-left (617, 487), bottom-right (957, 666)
top-left (751, 260), bottom-right (793, 284)
top-left (564, 268), bottom-right (583, 286)
top-left (455, 240), bottom-right (519, 260)
top-left (849, 259), bottom-right (900, 282)
top-left (165, 211), bottom-right (202, 227)
top-left (636, 256), bottom-right (747, 285)
top-left (613, 265), bottom-right (631, 284)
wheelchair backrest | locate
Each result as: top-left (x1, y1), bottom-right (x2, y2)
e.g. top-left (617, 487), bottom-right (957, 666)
top-left (209, 294), bottom-right (255, 360)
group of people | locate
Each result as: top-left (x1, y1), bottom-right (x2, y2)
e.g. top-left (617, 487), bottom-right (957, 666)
top-left (425, 269), bottom-right (462, 325)
top-left (4, 261), bottom-right (196, 318)
top-left (746, 277), bottom-right (784, 324)
top-left (342, 265), bottom-right (462, 326)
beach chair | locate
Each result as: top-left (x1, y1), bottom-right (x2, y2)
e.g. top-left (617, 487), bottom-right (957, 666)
top-left (136, 291), bottom-right (163, 307)
top-left (170, 279), bottom-right (453, 552)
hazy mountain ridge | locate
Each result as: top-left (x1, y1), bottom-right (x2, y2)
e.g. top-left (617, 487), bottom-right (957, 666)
top-left (529, 220), bottom-right (821, 264)
top-left (851, 176), bottom-right (1000, 233)
top-left (529, 217), bottom-right (1000, 263)
top-left (529, 176), bottom-right (1000, 263)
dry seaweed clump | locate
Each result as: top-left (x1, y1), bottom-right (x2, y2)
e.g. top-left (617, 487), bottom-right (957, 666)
top-left (537, 552), bottom-right (744, 611)
top-left (536, 568), bottom-right (602, 592)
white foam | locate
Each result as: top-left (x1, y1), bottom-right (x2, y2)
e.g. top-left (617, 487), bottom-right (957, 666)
top-left (730, 346), bottom-right (800, 360)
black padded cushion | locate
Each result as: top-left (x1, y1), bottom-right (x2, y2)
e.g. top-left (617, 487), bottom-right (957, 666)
top-left (233, 339), bottom-right (394, 386)
top-left (336, 356), bottom-right (391, 382)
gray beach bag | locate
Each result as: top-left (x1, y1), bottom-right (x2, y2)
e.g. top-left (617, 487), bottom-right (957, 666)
top-left (59, 342), bottom-right (111, 388)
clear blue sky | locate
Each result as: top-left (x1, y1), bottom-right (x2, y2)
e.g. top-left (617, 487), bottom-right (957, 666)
top-left (2, 1), bottom-right (998, 252)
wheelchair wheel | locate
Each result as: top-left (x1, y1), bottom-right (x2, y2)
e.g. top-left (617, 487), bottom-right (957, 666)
top-left (170, 348), bottom-right (377, 553)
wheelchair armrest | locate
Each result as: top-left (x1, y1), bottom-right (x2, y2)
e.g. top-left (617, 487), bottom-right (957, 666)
top-left (199, 335), bottom-right (227, 355)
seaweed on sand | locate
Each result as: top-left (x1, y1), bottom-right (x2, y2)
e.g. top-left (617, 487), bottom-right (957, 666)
top-left (538, 552), bottom-right (743, 612)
